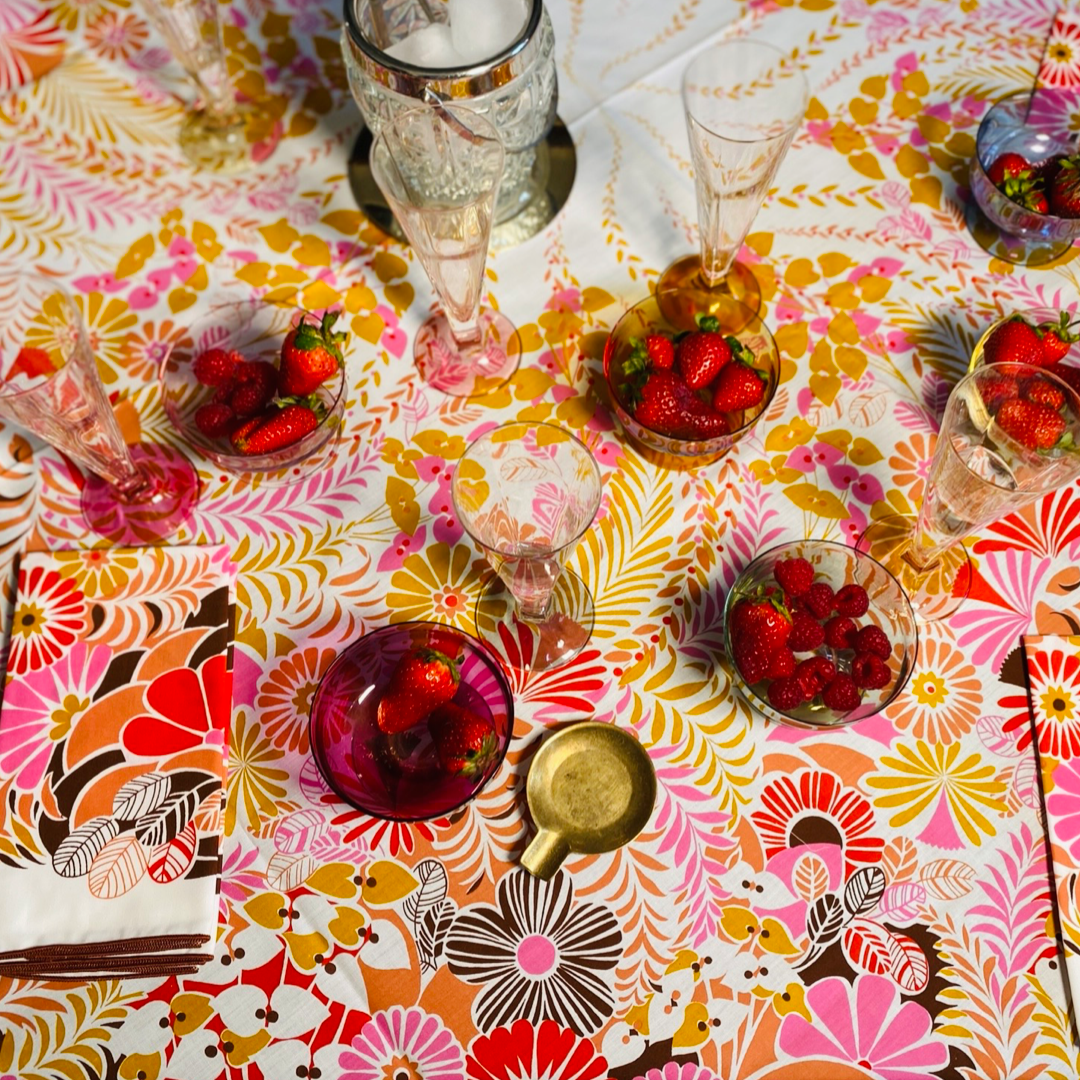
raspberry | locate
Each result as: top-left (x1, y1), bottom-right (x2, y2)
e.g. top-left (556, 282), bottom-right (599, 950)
top-left (835, 584), bottom-right (870, 618)
top-left (194, 402), bottom-right (235, 437)
top-left (788, 611), bottom-right (825, 652)
top-left (767, 648), bottom-right (796, 679)
top-left (851, 652), bottom-right (890, 690)
top-left (734, 640), bottom-right (770, 684)
top-left (822, 673), bottom-right (862, 712)
top-left (775, 557), bottom-right (814, 597)
top-left (853, 625), bottom-right (891, 660)
top-left (824, 616), bottom-right (858, 650)
top-left (230, 360), bottom-right (278, 417)
top-left (768, 676), bottom-right (805, 712)
top-left (795, 656), bottom-right (837, 700)
top-left (193, 347), bottom-right (237, 387)
top-left (803, 582), bottom-right (835, 619)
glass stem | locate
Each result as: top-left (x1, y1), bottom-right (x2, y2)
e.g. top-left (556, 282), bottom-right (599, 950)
top-left (902, 517), bottom-right (954, 574)
top-left (446, 311), bottom-right (483, 349)
top-left (517, 595), bottom-right (553, 622)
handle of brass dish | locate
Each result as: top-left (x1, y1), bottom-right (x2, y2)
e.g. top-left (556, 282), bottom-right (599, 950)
top-left (521, 828), bottom-right (571, 880)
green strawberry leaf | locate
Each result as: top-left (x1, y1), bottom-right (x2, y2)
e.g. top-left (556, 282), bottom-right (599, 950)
top-left (695, 314), bottom-right (721, 333)
top-left (725, 336), bottom-right (758, 367)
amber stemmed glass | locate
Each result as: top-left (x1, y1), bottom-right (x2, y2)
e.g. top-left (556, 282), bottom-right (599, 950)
top-left (659, 39), bottom-right (808, 328)
top-left (0, 275), bottom-right (199, 543)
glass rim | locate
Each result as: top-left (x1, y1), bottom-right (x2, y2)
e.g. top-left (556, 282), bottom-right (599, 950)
top-left (451, 420), bottom-right (603, 559)
top-left (0, 273), bottom-right (80, 402)
top-left (681, 37), bottom-right (809, 145)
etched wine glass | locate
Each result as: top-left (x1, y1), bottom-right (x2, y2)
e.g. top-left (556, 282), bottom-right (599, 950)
top-left (659, 39), bottom-right (808, 327)
top-left (452, 422), bottom-right (602, 672)
top-left (0, 275), bottom-right (199, 543)
top-left (858, 363), bottom-right (1080, 620)
top-left (369, 104), bottom-right (521, 398)
top-left (134, 0), bottom-right (279, 172)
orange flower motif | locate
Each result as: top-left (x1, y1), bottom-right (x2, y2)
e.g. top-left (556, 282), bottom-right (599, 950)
top-left (886, 637), bottom-right (981, 742)
top-left (889, 433), bottom-right (936, 505)
top-left (255, 645), bottom-right (337, 753)
top-left (85, 10), bottom-right (147, 60)
top-left (121, 320), bottom-right (192, 383)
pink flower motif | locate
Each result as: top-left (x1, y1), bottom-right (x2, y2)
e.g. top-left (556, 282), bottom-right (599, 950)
top-left (779, 975), bottom-right (949, 1079)
top-left (173, 256), bottom-right (198, 282)
top-left (1047, 759), bottom-right (1080, 861)
top-left (376, 525), bottom-right (428, 573)
top-left (376, 304), bottom-right (407, 358)
top-left (847, 471), bottom-right (885, 505)
top-left (0, 642), bottom-right (111, 789)
top-left (838, 502), bottom-right (867, 547)
top-left (168, 236), bottom-right (195, 258)
top-left (635, 1065), bottom-right (718, 1080)
top-left (546, 287), bottom-right (581, 313)
top-left (341, 1006), bottom-right (465, 1080)
top-left (71, 272), bottom-right (125, 294)
top-left (806, 120), bottom-right (835, 146)
top-left (890, 51), bottom-right (919, 92)
top-left (127, 285), bottom-right (158, 310)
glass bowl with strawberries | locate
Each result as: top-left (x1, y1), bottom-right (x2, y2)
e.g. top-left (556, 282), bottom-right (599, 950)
top-left (308, 621), bottom-right (513, 821)
top-left (602, 288), bottom-right (779, 469)
top-left (160, 299), bottom-right (348, 483)
top-left (968, 307), bottom-right (1080, 392)
top-left (723, 540), bottom-right (918, 729)
top-left (968, 90), bottom-right (1080, 265)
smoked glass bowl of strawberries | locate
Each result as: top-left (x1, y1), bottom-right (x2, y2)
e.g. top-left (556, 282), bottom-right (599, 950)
top-left (160, 299), bottom-right (348, 483)
top-left (723, 540), bottom-right (918, 729)
top-left (603, 288), bottom-right (779, 468)
top-left (970, 90), bottom-right (1080, 264)
top-left (308, 621), bottom-right (513, 821)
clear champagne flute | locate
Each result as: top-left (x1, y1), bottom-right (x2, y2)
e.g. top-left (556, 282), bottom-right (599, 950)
top-left (134, 0), bottom-right (278, 173)
top-left (659, 39), bottom-right (808, 328)
top-left (858, 363), bottom-right (1080, 620)
top-left (452, 422), bottom-right (602, 672)
top-left (0, 275), bottom-right (199, 543)
top-left (369, 104), bottom-right (521, 398)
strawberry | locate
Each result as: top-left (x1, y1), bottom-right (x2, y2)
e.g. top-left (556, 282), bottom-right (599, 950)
top-left (1025, 381), bottom-right (1065, 410)
top-left (803, 582), bottom-right (835, 619)
top-left (428, 702), bottom-right (498, 777)
top-left (835, 584), bottom-right (870, 618)
top-left (278, 311), bottom-right (347, 396)
top-left (1049, 155), bottom-right (1080, 218)
top-left (982, 317), bottom-right (1043, 368)
top-left (767, 648), bottom-right (796, 679)
top-left (851, 653), bottom-right (890, 690)
top-left (824, 615), bottom-right (858, 650)
top-left (734, 639), bottom-right (771, 684)
top-left (981, 371), bottom-right (1021, 409)
top-left (795, 656), bottom-right (836, 700)
top-left (1035, 156), bottom-right (1063, 186)
top-left (731, 593), bottom-right (792, 652)
top-left (768, 677), bottom-right (805, 712)
top-left (995, 398), bottom-right (1067, 450)
top-left (774, 557), bottom-right (814, 597)
top-left (230, 401), bottom-right (323, 455)
top-left (987, 152), bottom-right (1032, 185)
top-left (644, 333), bottom-right (675, 371)
top-left (1045, 364), bottom-right (1080, 401)
top-left (193, 347), bottom-right (237, 386)
top-left (631, 372), bottom-right (717, 439)
top-left (194, 402), bottom-right (235, 437)
top-left (376, 647), bottom-right (460, 734)
top-left (676, 315), bottom-right (733, 389)
top-left (852, 624), bottom-right (891, 660)
top-left (711, 359), bottom-right (765, 412)
top-left (822, 673), bottom-right (861, 712)
top-left (229, 360), bottom-right (278, 417)
top-left (788, 611), bottom-right (825, 652)
top-left (1038, 310), bottom-right (1079, 364)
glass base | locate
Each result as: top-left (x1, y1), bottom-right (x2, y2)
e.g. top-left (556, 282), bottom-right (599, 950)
top-left (178, 98), bottom-right (281, 174)
top-left (964, 198), bottom-right (1075, 267)
top-left (856, 514), bottom-right (971, 622)
top-left (474, 569), bottom-right (594, 673)
top-left (81, 443), bottom-right (200, 544)
top-left (656, 254), bottom-right (761, 328)
top-left (414, 310), bottom-right (521, 398)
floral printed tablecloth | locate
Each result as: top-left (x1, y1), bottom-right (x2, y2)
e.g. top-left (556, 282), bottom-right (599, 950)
top-left (2, 0), bottom-right (1080, 1079)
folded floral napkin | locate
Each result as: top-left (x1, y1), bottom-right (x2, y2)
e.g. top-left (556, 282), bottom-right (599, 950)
top-left (1038, 8), bottom-right (1080, 90)
top-left (0, 545), bottom-right (234, 981)
top-left (0, 0), bottom-right (64, 94)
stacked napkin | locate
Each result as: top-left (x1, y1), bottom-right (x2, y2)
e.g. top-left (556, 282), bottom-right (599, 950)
top-left (0, 1), bottom-right (64, 95)
top-left (1037, 7), bottom-right (1080, 91)
top-left (0, 545), bottom-right (234, 980)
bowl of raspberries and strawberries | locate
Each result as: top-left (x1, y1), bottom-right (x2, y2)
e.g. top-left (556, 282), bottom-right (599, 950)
top-left (161, 300), bottom-right (348, 480)
top-left (308, 622), bottom-right (513, 821)
top-left (603, 288), bottom-right (779, 467)
top-left (723, 540), bottom-right (918, 728)
top-left (969, 90), bottom-right (1080, 263)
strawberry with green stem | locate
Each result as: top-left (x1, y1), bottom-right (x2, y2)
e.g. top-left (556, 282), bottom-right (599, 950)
top-left (279, 311), bottom-right (347, 397)
top-left (428, 702), bottom-right (498, 776)
top-left (377, 647), bottom-right (461, 734)
top-left (230, 398), bottom-right (325, 455)
top-left (676, 314), bottom-right (733, 389)
top-left (1050, 155), bottom-right (1080, 218)
top-left (1038, 310), bottom-right (1080, 364)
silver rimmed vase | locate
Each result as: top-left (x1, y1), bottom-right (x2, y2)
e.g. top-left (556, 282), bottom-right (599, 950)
top-left (341, 0), bottom-right (557, 227)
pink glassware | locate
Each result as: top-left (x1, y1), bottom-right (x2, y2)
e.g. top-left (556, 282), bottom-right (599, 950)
top-left (309, 622), bottom-right (513, 821)
top-left (0, 275), bottom-right (199, 543)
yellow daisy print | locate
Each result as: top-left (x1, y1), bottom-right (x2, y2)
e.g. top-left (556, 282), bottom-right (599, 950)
top-left (53, 547), bottom-right (140, 598)
top-left (385, 542), bottom-right (485, 632)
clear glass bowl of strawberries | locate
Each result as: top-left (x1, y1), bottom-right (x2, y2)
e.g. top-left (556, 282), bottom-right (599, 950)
top-left (970, 90), bottom-right (1080, 264)
top-left (603, 288), bottom-right (779, 468)
top-left (969, 306), bottom-right (1080, 394)
top-left (724, 540), bottom-right (918, 729)
top-left (308, 622), bottom-right (513, 820)
top-left (160, 299), bottom-right (348, 481)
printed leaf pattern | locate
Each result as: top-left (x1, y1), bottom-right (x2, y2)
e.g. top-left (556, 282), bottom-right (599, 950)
top-left (88, 834), bottom-right (147, 899)
top-left (52, 817), bottom-right (119, 878)
top-left (843, 866), bottom-right (886, 917)
top-left (806, 894), bottom-right (845, 950)
top-left (919, 858), bottom-right (977, 901)
top-left (148, 821), bottom-right (198, 883)
top-left (134, 789), bottom-right (199, 848)
top-left (112, 773), bottom-right (172, 821)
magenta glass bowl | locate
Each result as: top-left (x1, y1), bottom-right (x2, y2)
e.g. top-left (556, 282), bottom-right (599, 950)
top-left (308, 622), bottom-right (513, 821)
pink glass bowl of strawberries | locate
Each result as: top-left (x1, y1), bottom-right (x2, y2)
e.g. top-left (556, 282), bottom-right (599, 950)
top-left (309, 622), bottom-right (514, 821)
top-left (603, 288), bottom-right (779, 469)
top-left (160, 299), bottom-right (347, 483)
top-left (723, 540), bottom-right (918, 729)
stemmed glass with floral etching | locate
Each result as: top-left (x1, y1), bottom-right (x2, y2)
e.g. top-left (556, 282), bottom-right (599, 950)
top-left (452, 422), bottom-right (602, 672)
top-left (0, 275), bottom-right (199, 543)
top-left (659, 39), bottom-right (808, 327)
top-left (134, 0), bottom-right (278, 172)
top-left (369, 104), bottom-right (521, 399)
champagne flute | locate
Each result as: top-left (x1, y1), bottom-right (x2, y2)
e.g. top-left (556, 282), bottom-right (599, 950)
top-left (659, 39), bottom-right (808, 327)
top-left (369, 104), bottom-right (521, 398)
top-left (0, 275), bottom-right (199, 543)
